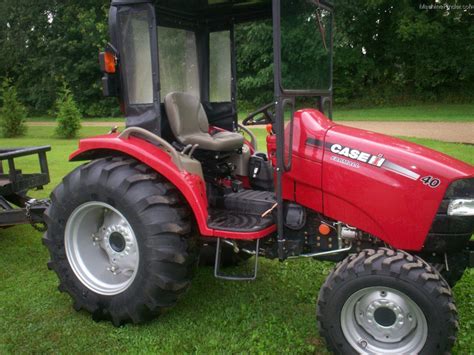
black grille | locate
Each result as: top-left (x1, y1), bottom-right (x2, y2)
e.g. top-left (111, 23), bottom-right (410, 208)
top-left (425, 178), bottom-right (474, 253)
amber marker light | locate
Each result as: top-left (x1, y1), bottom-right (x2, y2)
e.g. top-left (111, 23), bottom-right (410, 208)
top-left (319, 224), bottom-right (331, 236)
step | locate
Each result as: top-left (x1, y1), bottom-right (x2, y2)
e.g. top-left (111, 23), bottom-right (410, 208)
top-left (213, 189), bottom-right (276, 215)
top-left (207, 208), bottom-right (274, 232)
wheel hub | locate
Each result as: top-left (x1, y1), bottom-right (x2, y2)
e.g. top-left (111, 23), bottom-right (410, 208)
top-left (355, 290), bottom-right (416, 343)
top-left (373, 307), bottom-right (397, 327)
top-left (98, 221), bottom-right (136, 276)
top-left (109, 232), bottom-right (126, 253)
top-left (341, 286), bottom-right (427, 354)
top-left (65, 202), bottom-right (139, 295)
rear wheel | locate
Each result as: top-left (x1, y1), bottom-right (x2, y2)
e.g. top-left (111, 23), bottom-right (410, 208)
top-left (317, 248), bottom-right (458, 354)
top-left (43, 157), bottom-right (198, 325)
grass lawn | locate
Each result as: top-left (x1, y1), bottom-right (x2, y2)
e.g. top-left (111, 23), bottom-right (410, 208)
top-left (0, 126), bottom-right (473, 354)
top-left (238, 103), bottom-right (474, 123)
top-left (332, 103), bottom-right (474, 122)
top-left (28, 103), bottom-right (474, 123)
top-left (26, 116), bottom-right (122, 122)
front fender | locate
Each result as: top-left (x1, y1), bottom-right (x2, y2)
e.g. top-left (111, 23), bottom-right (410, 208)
top-left (70, 134), bottom-right (213, 236)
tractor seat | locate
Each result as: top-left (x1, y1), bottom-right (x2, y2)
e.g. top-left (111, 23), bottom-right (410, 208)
top-left (165, 92), bottom-right (244, 152)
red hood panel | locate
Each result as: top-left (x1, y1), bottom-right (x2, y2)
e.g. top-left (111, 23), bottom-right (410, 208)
top-left (321, 122), bottom-right (474, 250)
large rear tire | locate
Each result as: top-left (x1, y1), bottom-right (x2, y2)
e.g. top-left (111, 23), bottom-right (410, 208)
top-left (43, 157), bottom-right (198, 326)
top-left (317, 248), bottom-right (458, 354)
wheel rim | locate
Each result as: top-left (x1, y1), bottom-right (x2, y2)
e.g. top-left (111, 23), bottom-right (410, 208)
top-left (341, 286), bottom-right (428, 354)
top-left (65, 202), bottom-right (139, 296)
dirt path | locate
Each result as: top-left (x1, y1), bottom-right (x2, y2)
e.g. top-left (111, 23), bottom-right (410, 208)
top-left (28, 121), bottom-right (474, 144)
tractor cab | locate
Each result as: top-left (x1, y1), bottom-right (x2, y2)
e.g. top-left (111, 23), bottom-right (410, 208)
top-left (102, 0), bottom-right (333, 133)
top-left (100, 0), bottom-right (335, 255)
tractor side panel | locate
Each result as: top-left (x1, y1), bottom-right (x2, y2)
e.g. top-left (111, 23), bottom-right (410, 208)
top-left (69, 135), bottom-right (212, 236)
top-left (277, 109), bottom-right (334, 212)
top-left (322, 125), bottom-right (474, 250)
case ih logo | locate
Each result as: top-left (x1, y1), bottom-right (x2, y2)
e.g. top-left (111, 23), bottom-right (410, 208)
top-left (330, 144), bottom-right (386, 167)
top-left (329, 143), bottom-right (425, 182)
top-left (305, 138), bottom-right (437, 184)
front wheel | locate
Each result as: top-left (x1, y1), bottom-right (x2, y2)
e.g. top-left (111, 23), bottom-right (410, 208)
top-left (43, 157), bottom-right (198, 326)
top-left (317, 248), bottom-right (458, 354)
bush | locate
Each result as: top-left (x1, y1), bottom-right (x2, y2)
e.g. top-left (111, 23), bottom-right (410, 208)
top-left (82, 99), bottom-right (122, 118)
top-left (0, 78), bottom-right (27, 138)
top-left (55, 84), bottom-right (82, 138)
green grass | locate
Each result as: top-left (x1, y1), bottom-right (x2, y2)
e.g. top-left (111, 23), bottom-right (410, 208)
top-left (26, 116), bottom-right (122, 122)
top-left (0, 126), bottom-right (473, 354)
top-left (333, 103), bottom-right (474, 122)
top-left (29, 103), bottom-right (474, 123)
top-left (237, 103), bottom-right (474, 122)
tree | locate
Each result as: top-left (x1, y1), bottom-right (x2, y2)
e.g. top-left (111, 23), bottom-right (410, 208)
top-left (235, 21), bottom-right (274, 109)
top-left (0, 0), bottom-right (117, 116)
top-left (235, 0), bottom-right (474, 107)
top-left (55, 84), bottom-right (82, 138)
top-left (0, 78), bottom-right (27, 137)
top-left (0, 0), bottom-right (472, 113)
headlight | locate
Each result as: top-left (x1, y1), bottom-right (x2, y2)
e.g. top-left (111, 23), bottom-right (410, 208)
top-left (447, 199), bottom-right (474, 216)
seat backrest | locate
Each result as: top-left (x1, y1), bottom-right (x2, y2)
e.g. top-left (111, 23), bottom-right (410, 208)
top-left (164, 92), bottom-right (209, 143)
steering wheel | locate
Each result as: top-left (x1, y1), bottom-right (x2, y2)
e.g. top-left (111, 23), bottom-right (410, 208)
top-left (242, 102), bottom-right (276, 126)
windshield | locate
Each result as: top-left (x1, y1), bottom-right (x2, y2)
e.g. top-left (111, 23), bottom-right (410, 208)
top-left (280, 0), bottom-right (333, 92)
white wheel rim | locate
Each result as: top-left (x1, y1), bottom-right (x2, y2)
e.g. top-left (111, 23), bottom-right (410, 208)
top-left (341, 286), bottom-right (428, 354)
top-left (65, 202), bottom-right (139, 296)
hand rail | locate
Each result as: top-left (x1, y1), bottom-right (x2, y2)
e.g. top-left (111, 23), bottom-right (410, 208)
top-left (118, 127), bottom-right (184, 171)
top-left (237, 123), bottom-right (259, 151)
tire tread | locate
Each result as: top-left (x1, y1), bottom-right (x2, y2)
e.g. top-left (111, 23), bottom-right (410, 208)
top-left (43, 157), bottom-right (198, 325)
top-left (317, 248), bottom-right (458, 355)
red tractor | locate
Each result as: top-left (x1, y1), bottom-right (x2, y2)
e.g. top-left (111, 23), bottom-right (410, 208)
top-left (43, 0), bottom-right (474, 353)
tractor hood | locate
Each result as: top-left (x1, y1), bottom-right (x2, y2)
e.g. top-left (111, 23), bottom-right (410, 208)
top-left (283, 108), bottom-right (474, 250)
top-left (321, 120), bottom-right (474, 250)
top-left (326, 123), bottom-right (474, 183)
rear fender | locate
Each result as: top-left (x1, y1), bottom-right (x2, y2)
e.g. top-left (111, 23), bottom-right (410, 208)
top-left (70, 134), bottom-right (213, 236)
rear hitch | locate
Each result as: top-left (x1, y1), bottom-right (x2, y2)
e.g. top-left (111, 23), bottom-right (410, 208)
top-left (25, 198), bottom-right (51, 232)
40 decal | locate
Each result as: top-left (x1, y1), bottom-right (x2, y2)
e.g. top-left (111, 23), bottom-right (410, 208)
top-left (420, 176), bottom-right (441, 188)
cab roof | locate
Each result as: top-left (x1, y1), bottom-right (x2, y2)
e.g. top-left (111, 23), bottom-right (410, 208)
top-left (112, 0), bottom-right (272, 24)
top-left (111, 0), bottom-right (333, 25)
